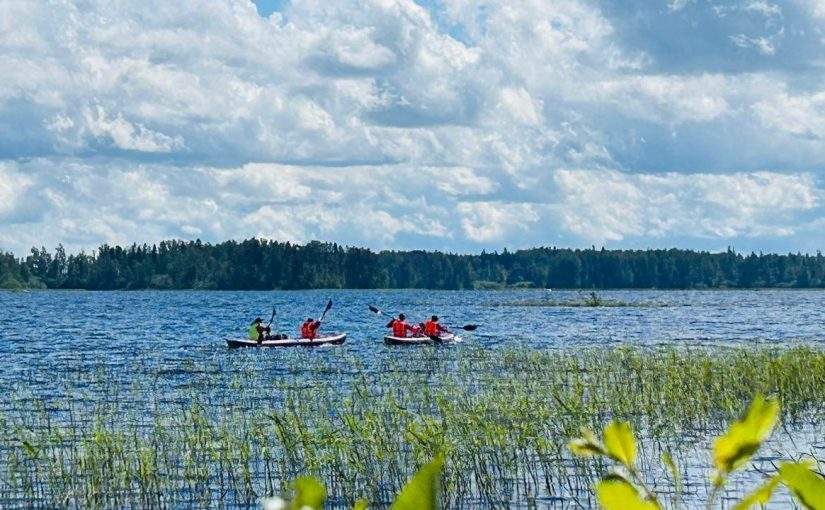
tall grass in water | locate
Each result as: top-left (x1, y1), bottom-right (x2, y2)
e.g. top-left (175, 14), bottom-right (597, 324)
top-left (0, 346), bottom-right (824, 507)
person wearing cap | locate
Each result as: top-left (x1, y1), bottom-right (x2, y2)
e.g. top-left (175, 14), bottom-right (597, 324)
top-left (300, 317), bottom-right (321, 340)
top-left (248, 318), bottom-right (271, 343)
top-left (423, 315), bottom-right (448, 337)
top-left (386, 313), bottom-right (415, 338)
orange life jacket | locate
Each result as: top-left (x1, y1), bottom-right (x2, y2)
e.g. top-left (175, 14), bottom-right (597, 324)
top-left (424, 320), bottom-right (439, 336)
top-left (392, 320), bottom-right (408, 338)
top-left (300, 321), bottom-right (316, 339)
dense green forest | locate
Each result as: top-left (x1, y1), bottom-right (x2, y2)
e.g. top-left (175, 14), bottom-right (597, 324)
top-left (1, 239), bottom-right (824, 290)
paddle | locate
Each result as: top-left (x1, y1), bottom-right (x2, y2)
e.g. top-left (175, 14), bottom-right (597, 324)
top-left (266, 306), bottom-right (276, 328)
top-left (318, 299), bottom-right (333, 323)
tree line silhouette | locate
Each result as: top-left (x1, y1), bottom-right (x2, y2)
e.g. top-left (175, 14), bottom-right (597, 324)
top-left (1, 239), bottom-right (824, 290)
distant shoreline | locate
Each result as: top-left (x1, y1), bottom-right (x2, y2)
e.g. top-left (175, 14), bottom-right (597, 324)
top-left (2, 238), bottom-right (824, 290)
top-left (3, 287), bottom-right (825, 293)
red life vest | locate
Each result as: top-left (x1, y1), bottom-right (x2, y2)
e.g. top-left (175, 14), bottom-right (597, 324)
top-left (300, 321), bottom-right (316, 339)
top-left (392, 320), bottom-right (408, 338)
top-left (424, 320), bottom-right (439, 336)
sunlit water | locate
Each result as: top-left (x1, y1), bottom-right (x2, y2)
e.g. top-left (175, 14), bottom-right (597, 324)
top-left (1, 289), bottom-right (824, 508)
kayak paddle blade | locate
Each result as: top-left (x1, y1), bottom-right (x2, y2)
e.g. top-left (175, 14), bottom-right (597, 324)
top-left (368, 305), bottom-right (381, 314)
top-left (318, 299), bottom-right (333, 322)
top-left (461, 325), bottom-right (479, 331)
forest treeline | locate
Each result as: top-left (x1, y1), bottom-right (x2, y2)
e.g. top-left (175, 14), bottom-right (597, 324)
top-left (1, 239), bottom-right (824, 290)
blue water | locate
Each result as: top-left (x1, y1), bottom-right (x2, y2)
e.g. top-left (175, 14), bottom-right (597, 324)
top-left (1, 289), bottom-right (823, 507)
top-left (1, 288), bottom-right (823, 399)
top-left (2, 288), bottom-right (824, 361)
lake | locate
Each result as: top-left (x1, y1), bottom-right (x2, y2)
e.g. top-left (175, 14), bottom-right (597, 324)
top-left (2, 289), bottom-right (824, 394)
top-left (0, 289), bottom-right (823, 508)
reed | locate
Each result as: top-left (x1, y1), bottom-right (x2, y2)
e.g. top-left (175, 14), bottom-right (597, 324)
top-left (0, 345), bottom-right (824, 508)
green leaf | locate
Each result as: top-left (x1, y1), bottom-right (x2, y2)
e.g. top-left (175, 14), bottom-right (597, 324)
top-left (661, 451), bottom-right (682, 496)
top-left (596, 479), bottom-right (660, 510)
top-left (569, 438), bottom-right (606, 457)
top-left (733, 475), bottom-right (781, 510)
top-left (353, 500), bottom-right (368, 510)
top-left (779, 462), bottom-right (825, 510)
top-left (290, 476), bottom-right (326, 510)
top-left (391, 454), bottom-right (444, 510)
top-left (603, 421), bottom-right (637, 468)
top-left (713, 395), bottom-right (779, 475)
top-left (21, 440), bottom-right (39, 459)
top-left (569, 427), bottom-right (607, 458)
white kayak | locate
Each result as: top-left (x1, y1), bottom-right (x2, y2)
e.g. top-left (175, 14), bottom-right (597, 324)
top-left (384, 333), bottom-right (456, 345)
top-left (227, 333), bottom-right (347, 348)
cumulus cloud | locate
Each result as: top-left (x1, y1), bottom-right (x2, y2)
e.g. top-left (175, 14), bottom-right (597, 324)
top-left (753, 89), bottom-right (825, 139)
top-left (457, 202), bottom-right (540, 242)
top-left (555, 169), bottom-right (819, 241)
top-left (729, 33), bottom-right (779, 55)
top-left (0, 0), bottom-right (824, 254)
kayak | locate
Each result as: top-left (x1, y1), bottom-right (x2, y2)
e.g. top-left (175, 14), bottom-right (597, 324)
top-left (227, 333), bottom-right (347, 348)
top-left (384, 333), bottom-right (455, 345)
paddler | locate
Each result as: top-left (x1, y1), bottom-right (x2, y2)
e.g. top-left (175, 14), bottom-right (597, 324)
top-left (423, 315), bottom-right (449, 337)
top-left (386, 313), bottom-right (415, 338)
top-left (249, 318), bottom-right (271, 343)
top-left (300, 317), bottom-right (321, 340)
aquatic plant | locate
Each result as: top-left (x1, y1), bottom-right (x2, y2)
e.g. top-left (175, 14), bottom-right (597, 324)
top-left (0, 346), bottom-right (824, 507)
top-left (493, 291), bottom-right (670, 307)
top-left (262, 455), bottom-right (442, 510)
top-left (569, 395), bottom-right (825, 509)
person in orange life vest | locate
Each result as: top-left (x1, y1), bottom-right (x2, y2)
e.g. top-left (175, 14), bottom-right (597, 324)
top-left (423, 315), bottom-right (448, 337)
top-left (386, 313), bottom-right (415, 338)
top-left (300, 317), bottom-right (321, 340)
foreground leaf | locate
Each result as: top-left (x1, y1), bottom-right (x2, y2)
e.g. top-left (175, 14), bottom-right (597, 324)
top-left (779, 462), bottom-right (825, 510)
top-left (661, 451), bottom-right (682, 496)
top-left (713, 395), bottom-right (779, 475)
top-left (733, 475), bottom-right (780, 510)
top-left (569, 427), bottom-right (607, 457)
top-left (391, 454), bottom-right (444, 510)
top-left (290, 477), bottom-right (326, 510)
top-left (596, 479), bottom-right (660, 510)
top-left (603, 421), bottom-right (637, 468)
top-left (353, 500), bottom-right (368, 510)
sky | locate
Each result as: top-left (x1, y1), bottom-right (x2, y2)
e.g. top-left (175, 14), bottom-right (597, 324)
top-left (1, 0), bottom-right (824, 256)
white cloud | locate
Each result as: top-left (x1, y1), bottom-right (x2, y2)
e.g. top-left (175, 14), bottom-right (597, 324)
top-left (589, 74), bottom-right (733, 123)
top-left (555, 169), bottom-right (819, 241)
top-left (0, 163), bottom-right (33, 219)
top-left (744, 1), bottom-right (783, 17)
top-left (753, 89), bottom-right (825, 139)
top-left (669, 0), bottom-right (695, 11)
top-left (457, 201), bottom-right (539, 242)
top-left (433, 166), bottom-right (497, 196)
top-left (0, 0), bottom-right (824, 254)
top-left (729, 32), bottom-right (780, 55)
top-left (81, 105), bottom-right (185, 153)
top-left (797, 0), bottom-right (825, 18)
